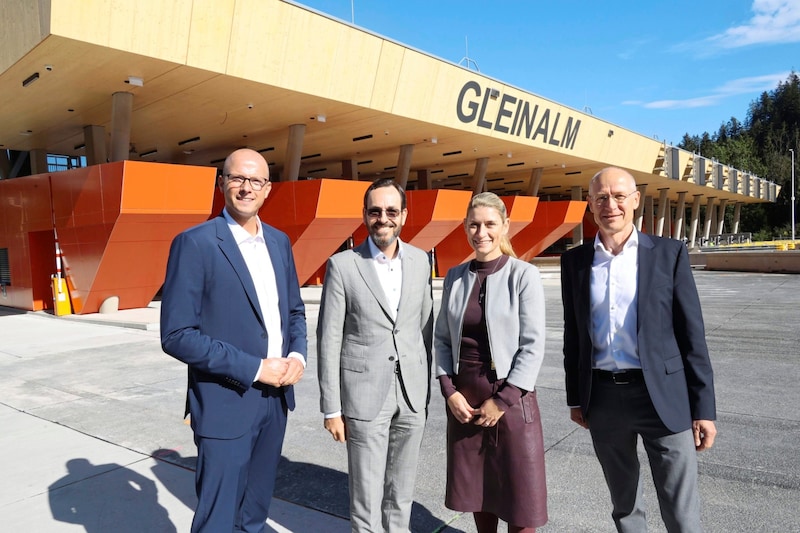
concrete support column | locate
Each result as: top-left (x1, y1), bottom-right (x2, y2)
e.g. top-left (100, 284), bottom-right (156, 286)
top-left (703, 197), bottom-right (716, 240)
top-left (571, 185), bottom-right (583, 245)
top-left (342, 159), bottom-right (358, 180)
top-left (665, 203), bottom-right (673, 239)
top-left (417, 169), bottom-right (432, 190)
top-left (0, 149), bottom-right (11, 179)
top-left (655, 188), bottom-right (669, 237)
top-left (395, 144), bottom-right (413, 188)
top-left (716, 198), bottom-right (729, 235)
top-left (472, 157), bottom-right (489, 194)
top-left (110, 92), bottom-right (133, 162)
top-left (673, 191), bottom-right (687, 240)
top-left (525, 167), bottom-right (543, 196)
top-left (83, 125), bottom-right (106, 165)
top-left (30, 149), bottom-right (48, 175)
top-left (688, 195), bottom-right (703, 249)
top-left (732, 202), bottom-right (743, 234)
top-left (283, 124), bottom-right (306, 182)
top-left (645, 195), bottom-right (655, 234)
top-left (634, 184), bottom-right (647, 231)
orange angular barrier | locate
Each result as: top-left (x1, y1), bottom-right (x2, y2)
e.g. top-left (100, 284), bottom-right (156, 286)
top-left (0, 174), bottom-right (54, 310)
top-left (435, 195), bottom-right (539, 274)
top-left (514, 200), bottom-right (587, 261)
top-left (256, 179), bottom-right (371, 286)
top-left (352, 189), bottom-right (472, 257)
top-left (51, 161), bottom-right (217, 314)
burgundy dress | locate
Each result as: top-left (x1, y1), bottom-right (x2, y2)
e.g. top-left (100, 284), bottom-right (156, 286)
top-left (439, 255), bottom-right (548, 528)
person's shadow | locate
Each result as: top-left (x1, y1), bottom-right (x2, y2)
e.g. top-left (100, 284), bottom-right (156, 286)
top-left (150, 451), bottom-right (463, 532)
top-left (49, 458), bottom-right (176, 533)
top-left (273, 456), bottom-right (463, 533)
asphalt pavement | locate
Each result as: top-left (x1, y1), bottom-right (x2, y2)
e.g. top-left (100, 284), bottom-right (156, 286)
top-left (1, 266), bottom-right (798, 532)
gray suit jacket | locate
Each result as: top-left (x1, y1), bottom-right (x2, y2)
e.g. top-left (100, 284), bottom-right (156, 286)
top-left (317, 239), bottom-right (434, 421)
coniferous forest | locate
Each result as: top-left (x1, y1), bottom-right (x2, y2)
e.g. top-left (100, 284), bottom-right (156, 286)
top-left (678, 71), bottom-right (799, 240)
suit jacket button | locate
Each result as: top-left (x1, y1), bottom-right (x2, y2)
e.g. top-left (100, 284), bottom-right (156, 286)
top-left (388, 356), bottom-right (395, 362)
top-left (261, 332), bottom-right (267, 338)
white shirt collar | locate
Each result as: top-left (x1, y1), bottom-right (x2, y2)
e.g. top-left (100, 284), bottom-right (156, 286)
top-left (593, 225), bottom-right (639, 256)
top-left (367, 236), bottom-right (404, 264)
top-left (222, 208), bottom-right (264, 244)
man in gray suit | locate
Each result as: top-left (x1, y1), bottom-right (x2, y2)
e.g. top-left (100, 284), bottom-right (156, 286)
top-left (317, 178), bottom-right (434, 532)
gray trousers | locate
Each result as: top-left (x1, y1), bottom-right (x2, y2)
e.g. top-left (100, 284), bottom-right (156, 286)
top-left (588, 376), bottom-right (702, 533)
top-left (345, 373), bottom-right (426, 533)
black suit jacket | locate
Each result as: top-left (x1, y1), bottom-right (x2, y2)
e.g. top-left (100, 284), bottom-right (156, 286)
top-left (561, 231), bottom-right (715, 433)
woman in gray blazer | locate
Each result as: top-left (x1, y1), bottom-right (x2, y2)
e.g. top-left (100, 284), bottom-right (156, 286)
top-left (434, 192), bottom-right (548, 533)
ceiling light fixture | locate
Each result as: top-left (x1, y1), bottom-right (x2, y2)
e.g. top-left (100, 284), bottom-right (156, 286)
top-left (178, 136), bottom-right (200, 146)
top-left (22, 72), bottom-right (39, 87)
top-left (126, 76), bottom-right (144, 87)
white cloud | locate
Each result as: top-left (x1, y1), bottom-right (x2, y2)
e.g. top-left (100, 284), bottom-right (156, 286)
top-left (707, 0), bottom-right (800, 48)
top-left (628, 72), bottom-right (790, 109)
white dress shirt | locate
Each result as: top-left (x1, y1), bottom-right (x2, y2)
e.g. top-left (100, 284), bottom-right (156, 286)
top-left (367, 236), bottom-right (404, 319)
top-left (222, 209), bottom-right (304, 382)
top-left (590, 229), bottom-right (641, 371)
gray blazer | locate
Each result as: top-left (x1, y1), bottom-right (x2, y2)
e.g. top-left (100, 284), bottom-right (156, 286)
top-left (317, 239), bottom-right (434, 421)
top-left (434, 257), bottom-right (545, 392)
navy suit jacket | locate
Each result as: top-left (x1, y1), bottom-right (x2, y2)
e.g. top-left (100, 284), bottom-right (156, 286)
top-left (561, 232), bottom-right (715, 433)
top-left (161, 214), bottom-right (307, 439)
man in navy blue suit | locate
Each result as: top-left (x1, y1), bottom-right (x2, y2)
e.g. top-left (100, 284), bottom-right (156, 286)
top-left (561, 167), bottom-right (716, 532)
top-left (161, 148), bottom-right (307, 533)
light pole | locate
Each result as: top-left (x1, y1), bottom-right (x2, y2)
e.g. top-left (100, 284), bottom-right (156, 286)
top-left (791, 148), bottom-right (796, 242)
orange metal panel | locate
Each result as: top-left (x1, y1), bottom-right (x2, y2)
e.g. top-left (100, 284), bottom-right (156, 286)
top-left (515, 201), bottom-right (587, 261)
top-left (258, 179), bottom-right (371, 285)
top-left (0, 174), bottom-right (54, 311)
top-left (352, 189), bottom-right (471, 255)
top-left (50, 162), bottom-right (216, 314)
top-left (434, 195), bottom-right (539, 275)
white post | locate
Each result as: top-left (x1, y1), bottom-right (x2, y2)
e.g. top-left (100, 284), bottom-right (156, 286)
top-left (791, 148), bottom-right (796, 242)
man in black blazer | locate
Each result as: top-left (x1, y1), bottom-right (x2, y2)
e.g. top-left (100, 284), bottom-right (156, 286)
top-left (561, 167), bottom-right (716, 532)
top-left (161, 149), bottom-right (307, 532)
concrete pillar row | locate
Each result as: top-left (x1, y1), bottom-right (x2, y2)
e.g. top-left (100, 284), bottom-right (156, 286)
top-left (655, 188), bottom-right (669, 237)
top-left (645, 195), bottom-right (655, 234)
top-left (472, 157), bottom-right (489, 194)
top-left (29, 149), bottom-right (48, 175)
top-left (395, 144), bottom-right (414, 188)
top-left (665, 201), bottom-right (673, 239)
top-left (83, 125), bottom-right (106, 165)
top-left (0, 149), bottom-right (9, 179)
top-left (525, 167), bottom-right (543, 196)
top-left (688, 195), bottom-right (703, 249)
top-left (417, 169), bottom-right (432, 190)
top-left (703, 197), bottom-right (716, 240)
top-left (716, 198), bottom-right (729, 235)
top-left (110, 92), bottom-right (133, 162)
top-left (283, 124), bottom-right (306, 182)
top-left (673, 191), bottom-right (687, 240)
top-left (732, 202), bottom-right (743, 234)
top-left (341, 159), bottom-right (358, 181)
top-left (571, 185), bottom-right (583, 245)
top-left (634, 184), bottom-right (647, 231)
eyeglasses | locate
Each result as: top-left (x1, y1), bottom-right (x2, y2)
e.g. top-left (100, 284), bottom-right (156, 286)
top-left (365, 207), bottom-right (402, 220)
top-left (225, 174), bottom-right (269, 191)
top-left (591, 191), bottom-right (637, 206)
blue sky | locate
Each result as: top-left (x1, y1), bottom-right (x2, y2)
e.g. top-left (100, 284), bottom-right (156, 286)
top-left (295, 0), bottom-right (799, 146)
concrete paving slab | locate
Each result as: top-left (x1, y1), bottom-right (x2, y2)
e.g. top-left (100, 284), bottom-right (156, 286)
top-left (0, 268), bottom-right (798, 531)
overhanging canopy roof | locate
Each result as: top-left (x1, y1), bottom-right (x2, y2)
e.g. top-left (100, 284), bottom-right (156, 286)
top-left (0, 0), bottom-right (778, 203)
